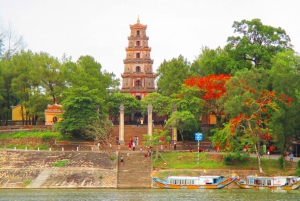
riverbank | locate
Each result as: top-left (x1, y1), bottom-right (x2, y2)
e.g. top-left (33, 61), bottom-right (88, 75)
top-left (0, 149), bottom-right (298, 189)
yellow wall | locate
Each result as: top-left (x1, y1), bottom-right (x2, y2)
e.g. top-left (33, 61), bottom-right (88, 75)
top-left (12, 105), bottom-right (26, 120)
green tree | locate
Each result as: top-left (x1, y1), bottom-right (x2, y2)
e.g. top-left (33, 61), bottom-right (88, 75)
top-left (32, 52), bottom-right (65, 104)
top-left (165, 111), bottom-right (198, 145)
top-left (107, 93), bottom-right (141, 120)
top-left (226, 19), bottom-right (293, 69)
top-left (143, 129), bottom-right (171, 160)
top-left (215, 68), bottom-right (292, 173)
top-left (57, 86), bottom-right (103, 139)
top-left (172, 85), bottom-right (203, 120)
top-left (140, 92), bottom-right (172, 116)
top-left (269, 51), bottom-right (300, 153)
top-left (191, 46), bottom-right (234, 76)
top-left (156, 55), bottom-right (191, 96)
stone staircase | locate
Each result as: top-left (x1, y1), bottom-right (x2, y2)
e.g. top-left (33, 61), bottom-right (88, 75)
top-left (29, 168), bottom-right (53, 188)
top-left (117, 151), bottom-right (152, 188)
top-left (112, 125), bottom-right (167, 150)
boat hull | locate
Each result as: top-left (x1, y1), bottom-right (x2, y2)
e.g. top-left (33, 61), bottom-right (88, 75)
top-left (236, 180), bottom-right (300, 190)
top-left (152, 177), bottom-right (236, 189)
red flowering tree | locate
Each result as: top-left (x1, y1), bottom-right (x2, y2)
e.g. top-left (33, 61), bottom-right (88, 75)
top-left (184, 74), bottom-right (232, 126)
top-left (212, 68), bottom-right (292, 173)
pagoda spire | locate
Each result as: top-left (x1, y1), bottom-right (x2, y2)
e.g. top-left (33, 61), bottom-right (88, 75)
top-left (137, 15), bottom-right (140, 24)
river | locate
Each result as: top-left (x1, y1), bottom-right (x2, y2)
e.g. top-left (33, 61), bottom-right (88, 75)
top-left (1, 189), bottom-right (300, 201)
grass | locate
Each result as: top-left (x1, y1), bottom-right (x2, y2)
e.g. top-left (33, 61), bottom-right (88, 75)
top-left (53, 160), bottom-right (68, 167)
top-left (23, 180), bottom-right (31, 187)
top-left (0, 131), bottom-right (64, 140)
top-left (153, 152), bottom-right (294, 176)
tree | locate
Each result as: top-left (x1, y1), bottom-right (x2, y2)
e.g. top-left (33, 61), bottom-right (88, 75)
top-left (165, 111), bottom-right (198, 145)
top-left (140, 92), bottom-right (172, 117)
top-left (0, 23), bottom-right (26, 59)
top-left (156, 55), bottom-right (191, 96)
top-left (56, 86), bottom-right (103, 139)
top-left (191, 46), bottom-right (234, 76)
top-left (172, 85), bottom-right (203, 121)
top-left (85, 118), bottom-right (115, 158)
top-left (184, 74), bottom-right (232, 127)
top-left (107, 92), bottom-right (141, 121)
top-left (226, 19), bottom-right (293, 69)
top-left (215, 68), bottom-right (292, 173)
top-left (269, 51), bottom-right (300, 152)
top-left (32, 52), bottom-right (65, 104)
top-left (143, 129), bottom-right (171, 160)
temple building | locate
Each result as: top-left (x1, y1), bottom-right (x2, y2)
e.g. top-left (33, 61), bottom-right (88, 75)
top-left (120, 17), bottom-right (156, 100)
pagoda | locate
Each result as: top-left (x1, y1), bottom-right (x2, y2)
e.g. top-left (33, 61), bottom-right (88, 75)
top-left (120, 17), bottom-right (156, 100)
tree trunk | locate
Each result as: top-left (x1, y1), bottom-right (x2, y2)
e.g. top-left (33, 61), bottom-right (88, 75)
top-left (254, 143), bottom-right (263, 174)
top-left (155, 145), bottom-right (159, 160)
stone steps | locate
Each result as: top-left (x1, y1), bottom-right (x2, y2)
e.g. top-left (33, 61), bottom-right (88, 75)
top-left (117, 152), bottom-right (152, 188)
top-left (112, 125), bottom-right (168, 150)
top-left (29, 168), bottom-right (53, 188)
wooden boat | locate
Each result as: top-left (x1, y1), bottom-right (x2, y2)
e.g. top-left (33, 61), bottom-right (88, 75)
top-left (151, 174), bottom-right (237, 189)
top-left (236, 175), bottom-right (300, 190)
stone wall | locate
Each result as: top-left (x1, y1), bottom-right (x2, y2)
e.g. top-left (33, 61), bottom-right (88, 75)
top-left (0, 150), bottom-right (117, 188)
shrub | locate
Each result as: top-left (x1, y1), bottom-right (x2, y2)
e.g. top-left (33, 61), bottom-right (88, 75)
top-left (278, 156), bottom-right (284, 169)
top-left (53, 160), bottom-right (68, 167)
top-left (223, 153), bottom-right (233, 165)
top-left (23, 180), bottom-right (31, 187)
top-left (223, 152), bottom-right (249, 165)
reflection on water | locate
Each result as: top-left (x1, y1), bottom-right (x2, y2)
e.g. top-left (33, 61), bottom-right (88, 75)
top-left (0, 189), bottom-right (300, 201)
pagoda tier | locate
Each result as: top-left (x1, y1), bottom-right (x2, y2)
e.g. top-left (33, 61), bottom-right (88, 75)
top-left (120, 17), bottom-right (156, 100)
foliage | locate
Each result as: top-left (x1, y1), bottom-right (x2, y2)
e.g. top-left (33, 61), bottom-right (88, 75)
top-left (32, 52), bottom-right (65, 104)
top-left (53, 160), bottom-right (68, 167)
top-left (156, 55), bottom-right (191, 96)
top-left (107, 92), bottom-right (141, 117)
top-left (222, 152), bottom-right (249, 165)
top-left (173, 85), bottom-right (203, 120)
top-left (185, 74), bottom-right (231, 127)
top-left (56, 86), bottom-right (103, 139)
top-left (140, 92), bottom-right (172, 116)
top-left (278, 156), bottom-right (284, 169)
top-left (191, 46), bottom-right (234, 76)
top-left (226, 18), bottom-right (293, 69)
top-left (269, 51), bottom-right (300, 152)
top-left (85, 118), bottom-right (114, 158)
top-left (23, 180), bottom-right (31, 187)
top-left (214, 67), bottom-right (292, 173)
top-left (165, 111), bottom-right (198, 143)
top-left (143, 129), bottom-right (171, 160)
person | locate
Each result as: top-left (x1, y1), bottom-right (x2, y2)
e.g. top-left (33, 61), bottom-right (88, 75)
top-left (140, 118), bottom-right (144, 127)
top-left (126, 152), bottom-right (130, 160)
top-left (174, 141), bottom-right (177, 150)
top-left (290, 153), bottom-right (294, 162)
top-left (136, 118), bottom-right (140, 127)
top-left (189, 144), bottom-right (193, 152)
top-left (117, 143), bottom-right (121, 152)
top-left (128, 141), bottom-right (132, 151)
top-left (109, 142), bottom-right (112, 151)
top-left (136, 136), bottom-right (139, 146)
top-left (140, 147), bottom-right (143, 154)
top-left (132, 141), bottom-right (136, 151)
top-left (120, 156), bottom-right (124, 165)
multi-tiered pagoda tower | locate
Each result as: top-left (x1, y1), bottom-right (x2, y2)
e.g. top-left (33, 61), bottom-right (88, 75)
top-left (120, 17), bottom-right (156, 100)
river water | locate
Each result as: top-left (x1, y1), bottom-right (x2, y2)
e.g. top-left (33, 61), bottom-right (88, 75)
top-left (1, 189), bottom-right (300, 201)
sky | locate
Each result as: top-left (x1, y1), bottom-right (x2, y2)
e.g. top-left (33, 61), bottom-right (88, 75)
top-left (1, 0), bottom-right (300, 81)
